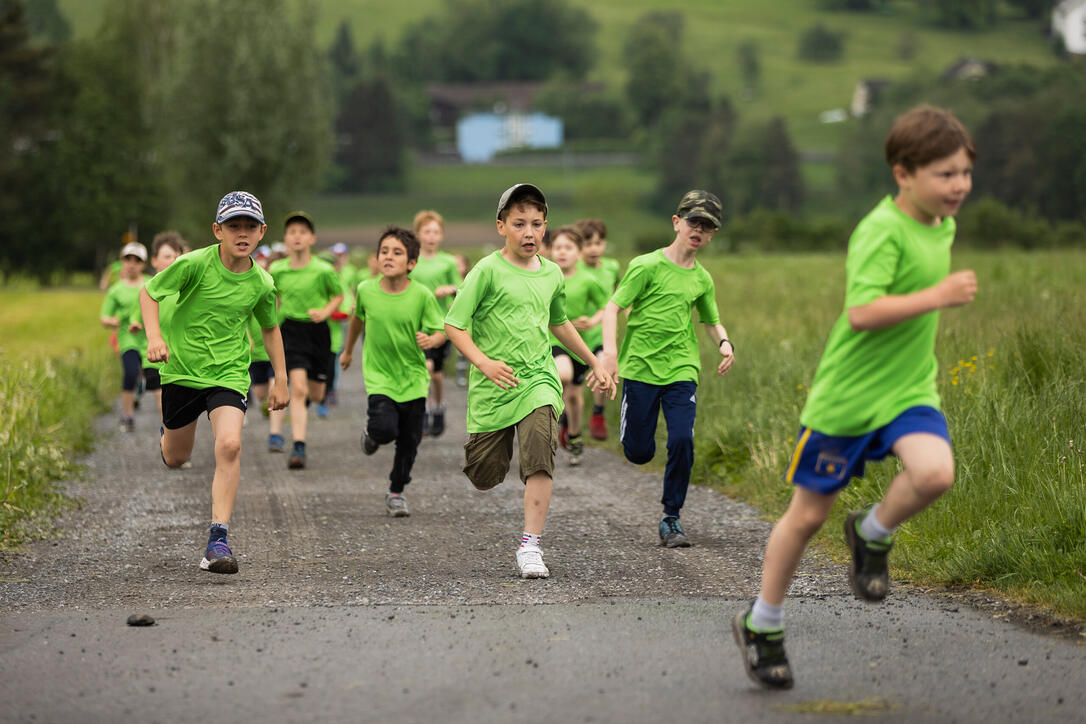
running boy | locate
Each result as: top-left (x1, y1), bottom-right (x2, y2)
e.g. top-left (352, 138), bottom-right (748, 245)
top-left (128, 232), bottom-right (186, 417)
top-left (410, 210), bottom-right (462, 437)
top-left (444, 184), bottom-right (616, 579)
top-left (267, 212), bottom-right (343, 469)
top-left (600, 190), bottom-right (735, 548)
top-left (341, 226), bottom-right (446, 517)
top-left (732, 105), bottom-right (977, 689)
top-left (578, 218), bottom-right (622, 441)
top-left (100, 241), bottom-right (150, 432)
top-left (141, 191), bottom-right (289, 574)
top-left (548, 225), bottom-right (608, 466)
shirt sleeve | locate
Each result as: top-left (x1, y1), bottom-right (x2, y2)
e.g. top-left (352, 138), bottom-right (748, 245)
top-left (548, 274), bottom-right (568, 326)
top-left (145, 255), bottom-right (194, 302)
top-left (420, 288), bottom-right (445, 333)
top-left (611, 257), bottom-right (648, 309)
top-left (323, 267), bottom-right (343, 301)
top-left (100, 287), bottom-right (119, 317)
top-left (693, 271), bottom-right (720, 325)
top-left (253, 282), bottom-right (278, 329)
top-left (844, 220), bottom-right (901, 309)
top-left (353, 282), bottom-right (367, 322)
top-left (444, 262), bottom-right (487, 330)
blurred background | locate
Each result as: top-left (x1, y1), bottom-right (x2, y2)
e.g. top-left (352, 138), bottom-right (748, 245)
top-left (2, 0), bottom-right (1084, 276)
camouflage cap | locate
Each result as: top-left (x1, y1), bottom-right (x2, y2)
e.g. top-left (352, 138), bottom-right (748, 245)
top-left (496, 183), bottom-right (548, 220)
top-left (675, 190), bottom-right (723, 229)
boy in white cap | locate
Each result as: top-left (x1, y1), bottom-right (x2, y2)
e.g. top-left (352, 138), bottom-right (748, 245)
top-left (99, 240), bottom-right (150, 432)
top-left (140, 190), bottom-right (289, 574)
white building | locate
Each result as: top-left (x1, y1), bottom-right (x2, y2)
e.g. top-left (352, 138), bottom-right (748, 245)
top-left (1053, 0), bottom-right (1086, 55)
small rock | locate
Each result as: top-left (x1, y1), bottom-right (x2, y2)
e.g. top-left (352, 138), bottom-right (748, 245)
top-left (126, 613), bottom-right (155, 627)
top-left (1017, 659), bottom-right (1028, 666)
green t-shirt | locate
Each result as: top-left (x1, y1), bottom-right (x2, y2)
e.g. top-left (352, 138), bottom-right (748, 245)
top-left (100, 278), bottom-right (149, 354)
top-left (248, 313), bottom-right (269, 363)
top-left (131, 292), bottom-right (177, 370)
top-left (268, 256), bottom-right (342, 323)
top-left (354, 279), bottom-right (445, 402)
top-left (800, 196), bottom-right (955, 436)
top-left (579, 257), bottom-right (621, 292)
top-left (445, 250), bottom-right (568, 433)
top-left (145, 245), bottom-right (278, 395)
top-left (612, 249), bottom-right (720, 386)
top-left (410, 251), bottom-right (462, 312)
top-left (550, 269), bottom-right (609, 361)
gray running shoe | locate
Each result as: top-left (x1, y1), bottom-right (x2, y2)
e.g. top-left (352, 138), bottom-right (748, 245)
top-left (658, 516), bottom-right (691, 548)
top-left (385, 492), bottom-right (409, 517)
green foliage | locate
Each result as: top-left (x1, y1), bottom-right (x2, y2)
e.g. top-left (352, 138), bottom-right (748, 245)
top-left (796, 22), bottom-right (846, 62)
top-left (394, 0), bottom-right (596, 82)
top-left (725, 209), bottom-right (849, 251)
top-left (652, 102), bottom-right (736, 212)
top-left (535, 77), bottom-right (632, 140)
top-left (917, 0), bottom-right (998, 29)
top-left (722, 117), bottom-right (805, 215)
top-left (334, 74), bottom-right (406, 192)
top-left (24, 0), bottom-right (68, 42)
top-left (328, 19), bottom-right (360, 103)
top-left (623, 12), bottom-right (688, 128)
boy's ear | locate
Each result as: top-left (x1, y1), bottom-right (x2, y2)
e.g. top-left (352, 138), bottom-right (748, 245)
top-left (407, 258), bottom-right (418, 271)
top-left (495, 218), bottom-right (506, 237)
top-left (212, 222), bottom-right (224, 240)
top-left (891, 163), bottom-right (912, 188)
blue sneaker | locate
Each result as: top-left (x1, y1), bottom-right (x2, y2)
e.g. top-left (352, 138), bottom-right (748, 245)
top-left (200, 539), bottom-right (238, 574)
top-left (316, 403), bottom-right (329, 419)
top-left (288, 441), bottom-right (306, 469)
top-left (658, 516), bottom-right (691, 548)
top-left (268, 433), bottom-right (285, 453)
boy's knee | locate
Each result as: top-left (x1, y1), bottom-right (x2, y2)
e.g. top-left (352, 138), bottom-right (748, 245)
top-left (913, 463), bottom-right (954, 498)
top-left (623, 442), bottom-right (654, 465)
top-left (782, 501), bottom-right (830, 539)
top-left (216, 436), bottom-right (242, 461)
top-left (368, 421), bottom-right (397, 445)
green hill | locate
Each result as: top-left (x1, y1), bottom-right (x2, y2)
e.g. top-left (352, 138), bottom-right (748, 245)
top-left (58, 0), bottom-right (1057, 151)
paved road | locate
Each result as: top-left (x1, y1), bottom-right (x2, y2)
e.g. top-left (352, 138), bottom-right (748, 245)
top-left (1, 371), bottom-right (1084, 723)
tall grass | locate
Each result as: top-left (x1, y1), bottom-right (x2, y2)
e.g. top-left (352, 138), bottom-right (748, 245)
top-left (0, 289), bottom-right (114, 547)
top-left (691, 249), bottom-right (1086, 617)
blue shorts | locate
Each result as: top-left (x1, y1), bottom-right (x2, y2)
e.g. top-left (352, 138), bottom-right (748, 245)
top-left (784, 406), bottom-right (950, 495)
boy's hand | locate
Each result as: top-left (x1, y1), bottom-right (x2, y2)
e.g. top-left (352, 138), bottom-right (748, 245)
top-left (478, 358), bottom-right (518, 390)
top-left (586, 365), bottom-right (617, 400)
top-left (717, 341), bottom-right (735, 375)
top-left (146, 338), bottom-right (169, 363)
top-left (340, 349), bottom-right (353, 370)
top-left (936, 270), bottom-right (977, 308)
top-left (571, 315), bottom-right (591, 331)
top-left (416, 331), bottom-right (439, 350)
top-left (268, 379), bottom-right (289, 411)
top-left (597, 350), bottom-right (619, 382)
top-left (307, 308), bottom-right (329, 323)
top-left (128, 321), bottom-right (143, 334)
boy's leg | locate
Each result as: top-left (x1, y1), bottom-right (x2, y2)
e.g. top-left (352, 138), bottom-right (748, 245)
top-left (462, 428), bottom-right (515, 491)
top-left (208, 404), bottom-right (246, 524)
top-left (119, 350), bottom-right (141, 424)
top-left (759, 486), bottom-right (838, 606)
top-left (389, 398), bottom-right (426, 494)
top-left (659, 381), bottom-right (697, 517)
top-left (589, 345), bottom-right (608, 440)
top-left (515, 407), bottom-right (557, 579)
top-left (160, 383), bottom-right (202, 467)
top-left (286, 368), bottom-right (310, 441)
top-left (620, 379), bottom-right (662, 465)
top-left (366, 394), bottom-right (399, 446)
top-left (523, 472), bottom-right (553, 535)
top-left (161, 420), bottom-right (198, 468)
top-left (877, 433), bottom-right (955, 528)
top-left (427, 342), bottom-right (450, 437)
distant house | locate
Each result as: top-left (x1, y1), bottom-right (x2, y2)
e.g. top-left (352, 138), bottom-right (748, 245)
top-left (456, 113), bottom-right (563, 163)
top-left (1053, 0), bottom-right (1086, 54)
top-left (940, 57), bottom-right (997, 81)
top-left (425, 82), bottom-right (545, 129)
top-left (850, 79), bottom-right (889, 118)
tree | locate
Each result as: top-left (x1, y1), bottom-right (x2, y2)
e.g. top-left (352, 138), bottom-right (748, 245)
top-left (737, 40), bottom-right (760, 97)
top-left (797, 23), bottom-right (846, 62)
top-left (1004, 0), bottom-right (1054, 18)
top-left (328, 20), bottom-right (360, 103)
top-left (536, 77), bottom-right (632, 140)
top-left (652, 100), bottom-right (737, 210)
top-left (721, 117), bottom-right (804, 215)
top-left (917, 0), bottom-right (998, 29)
top-left (24, 0), bottom-right (68, 43)
top-left (334, 74), bottom-right (406, 192)
top-left (624, 12), bottom-right (685, 128)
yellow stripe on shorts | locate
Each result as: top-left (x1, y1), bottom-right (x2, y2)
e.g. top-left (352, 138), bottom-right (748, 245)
top-left (785, 427), bottom-right (813, 483)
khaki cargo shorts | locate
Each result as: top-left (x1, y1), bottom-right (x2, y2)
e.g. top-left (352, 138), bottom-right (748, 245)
top-left (462, 406), bottom-right (558, 490)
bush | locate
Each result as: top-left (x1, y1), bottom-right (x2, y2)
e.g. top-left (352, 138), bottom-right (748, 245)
top-left (725, 210), bottom-right (851, 252)
top-left (955, 196), bottom-right (1086, 249)
top-left (796, 23), bottom-right (846, 62)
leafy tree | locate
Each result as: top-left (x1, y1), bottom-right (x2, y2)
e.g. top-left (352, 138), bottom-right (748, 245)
top-left (328, 19), bottom-right (360, 103)
top-left (335, 74), bottom-right (406, 192)
top-left (1004, 0), bottom-right (1054, 18)
top-left (721, 117), bottom-right (804, 215)
top-left (535, 77), bottom-right (632, 140)
top-left (652, 100), bottom-right (736, 210)
top-left (624, 12), bottom-right (686, 128)
top-left (797, 23), bottom-right (846, 62)
top-left (24, 0), bottom-right (68, 43)
top-left (917, 0), bottom-right (998, 29)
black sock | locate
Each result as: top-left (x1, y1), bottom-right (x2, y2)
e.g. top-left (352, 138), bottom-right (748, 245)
top-left (592, 404), bottom-right (603, 415)
top-left (209, 523), bottom-right (228, 543)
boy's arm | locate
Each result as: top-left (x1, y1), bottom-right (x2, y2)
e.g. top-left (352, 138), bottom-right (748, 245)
top-left (847, 270), bottom-right (977, 331)
top-left (139, 287), bottom-right (168, 363)
top-left (703, 323), bottom-right (735, 376)
top-left (551, 322), bottom-right (617, 399)
top-left (444, 324), bottom-right (518, 390)
top-left (340, 316), bottom-right (365, 370)
top-left (416, 329), bottom-right (447, 350)
top-left (261, 325), bottom-right (289, 410)
top-left (598, 300), bottom-right (624, 380)
top-left (308, 293), bottom-right (345, 323)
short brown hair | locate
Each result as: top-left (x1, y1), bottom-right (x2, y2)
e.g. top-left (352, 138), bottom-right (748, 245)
top-left (550, 225), bottom-right (584, 249)
top-left (577, 218), bottom-right (607, 240)
top-left (413, 210), bottom-right (444, 232)
top-left (378, 225), bottom-right (421, 263)
top-left (151, 231), bottom-right (186, 259)
top-left (498, 188), bottom-right (547, 222)
top-left (885, 105), bottom-right (976, 173)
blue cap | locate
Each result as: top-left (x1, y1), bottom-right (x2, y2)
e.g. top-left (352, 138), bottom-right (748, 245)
top-left (216, 191), bottom-right (265, 225)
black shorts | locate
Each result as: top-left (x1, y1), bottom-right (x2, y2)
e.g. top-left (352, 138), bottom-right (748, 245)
top-left (249, 360), bottom-right (274, 385)
top-left (281, 318), bottom-right (332, 382)
top-left (161, 383), bottom-right (246, 430)
top-left (551, 346), bottom-right (588, 386)
top-left (143, 367), bottom-right (162, 392)
top-left (424, 339), bottom-right (452, 372)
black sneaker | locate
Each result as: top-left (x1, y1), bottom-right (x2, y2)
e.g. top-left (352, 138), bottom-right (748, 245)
top-left (658, 516), bottom-right (691, 548)
top-left (844, 507), bottom-right (893, 602)
top-left (430, 411), bottom-right (445, 438)
top-left (362, 433), bottom-right (378, 455)
top-left (732, 606), bottom-right (793, 689)
top-left (288, 441), bottom-right (306, 469)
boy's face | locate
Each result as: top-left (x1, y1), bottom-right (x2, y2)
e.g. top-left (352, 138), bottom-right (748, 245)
top-left (283, 222), bottom-right (316, 252)
top-left (550, 234), bottom-right (580, 271)
top-left (581, 233), bottom-right (605, 265)
top-left (120, 255), bottom-right (144, 279)
top-left (672, 215), bottom-right (718, 253)
top-left (151, 246), bottom-right (178, 273)
top-left (496, 203), bottom-right (547, 262)
top-left (213, 217), bottom-right (267, 260)
top-left (417, 221), bottom-right (443, 254)
top-left (894, 146), bottom-right (973, 225)
top-left (378, 236), bottom-right (415, 278)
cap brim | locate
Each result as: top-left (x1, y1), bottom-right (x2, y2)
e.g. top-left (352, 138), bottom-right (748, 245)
top-left (682, 211), bottom-right (721, 228)
top-left (497, 183), bottom-right (547, 219)
top-left (219, 212), bottom-right (265, 225)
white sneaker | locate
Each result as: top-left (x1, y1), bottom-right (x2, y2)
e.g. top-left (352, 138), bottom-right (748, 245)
top-left (516, 545), bottom-right (549, 579)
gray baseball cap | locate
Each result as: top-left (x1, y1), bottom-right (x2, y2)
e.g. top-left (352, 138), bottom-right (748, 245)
top-left (496, 183), bottom-right (547, 220)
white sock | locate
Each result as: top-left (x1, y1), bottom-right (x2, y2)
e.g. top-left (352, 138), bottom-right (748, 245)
top-left (749, 596), bottom-right (783, 631)
top-left (520, 532), bottom-right (541, 549)
top-left (859, 503), bottom-right (895, 541)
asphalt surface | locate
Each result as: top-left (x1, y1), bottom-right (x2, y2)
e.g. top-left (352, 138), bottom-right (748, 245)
top-left (2, 369), bottom-right (1084, 723)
